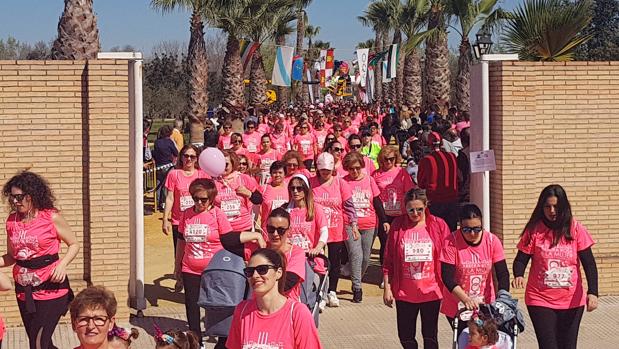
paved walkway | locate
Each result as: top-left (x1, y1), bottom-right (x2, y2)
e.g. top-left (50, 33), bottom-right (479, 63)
top-left (4, 295), bottom-right (619, 348)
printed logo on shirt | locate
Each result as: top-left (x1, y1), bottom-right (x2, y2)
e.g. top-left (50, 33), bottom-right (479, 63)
top-left (242, 331), bottom-right (284, 349)
top-left (314, 193), bottom-right (341, 229)
top-left (352, 187), bottom-right (371, 217)
top-left (17, 268), bottom-right (43, 287)
top-left (382, 188), bottom-right (401, 215)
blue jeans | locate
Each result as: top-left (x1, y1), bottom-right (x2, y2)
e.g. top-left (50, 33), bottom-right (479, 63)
top-left (345, 227), bottom-right (376, 291)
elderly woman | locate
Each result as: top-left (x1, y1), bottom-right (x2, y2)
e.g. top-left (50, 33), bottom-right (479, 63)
top-left (281, 150), bottom-right (312, 183)
top-left (1, 171), bottom-right (80, 349)
top-left (70, 286), bottom-right (117, 349)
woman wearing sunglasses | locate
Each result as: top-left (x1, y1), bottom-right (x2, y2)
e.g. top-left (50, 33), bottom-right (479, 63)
top-left (237, 154), bottom-right (252, 175)
top-left (383, 189), bottom-right (450, 349)
top-left (347, 134), bottom-right (377, 176)
top-left (440, 203), bottom-right (509, 335)
top-left (162, 145), bottom-right (208, 254)
top-left (372, 146), bottom-right (415, 268)
top-left (310, 152), bottom-right (359, 308)
top-left (293, 122), bottom-right (318, 170)
top-left (217, 121), bottom-right (234, 150)
top-left (281, 150), bottom-right (312, 184)
top-left (227, 248), bottom-right (322, 349)
top-left (325, 140), bottom-right (347, 178)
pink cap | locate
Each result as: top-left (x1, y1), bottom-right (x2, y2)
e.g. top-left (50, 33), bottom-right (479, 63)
top-left (316, 152), bottom-right (335, 170)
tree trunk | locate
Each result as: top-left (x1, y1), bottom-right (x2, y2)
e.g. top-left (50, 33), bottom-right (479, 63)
top-left (249, 50), bottom-right (267, 107)
top-left (425, 6), bottom-right (450, 110)
top-left (373, 29), bottom-right (383, 101)
top-left (294, 10), bottom-right (305, 104)
top-left (456, 38), bottom-right (472, 112)
top-left (51, 0), bottom-right (100, 59)
top-left (222, 34), bottom-right (245, 109)
top-left (392, 30), bottom-right (404, 106)
top-left (403, 49), bottom-right (422, 108)
top-left (276, 34), bottom-right (290, 106)
top-left (187, 8), bottom-right (209, 145)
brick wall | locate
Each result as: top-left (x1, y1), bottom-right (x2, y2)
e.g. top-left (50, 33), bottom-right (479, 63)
top-left (489, 61), bottom-right (619, 297)
top-left (0, 60), bottom-right (130, 325)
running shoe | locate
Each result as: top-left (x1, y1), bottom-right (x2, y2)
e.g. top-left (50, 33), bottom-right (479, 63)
top-left (318, 298), bottom-right (327, 312)
top-left (327, 291), bottom-right (340, 307)
top-left (352, 289), bottom-right (363, 303)
top-left (379, 281), bottom-right (384, 289)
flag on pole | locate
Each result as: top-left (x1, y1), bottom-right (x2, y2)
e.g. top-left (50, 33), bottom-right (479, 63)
top-left (356, 48), bottom-right (369, 87)
top-left (239, 39), bottom-right (261, 73)
top-left (367, 65), bottom-right (375, 101)
top-left (368, 50), bottom-right (388, 67)
top-left (382, 61), bottom-right (392, 83)
top-left (306, 69), bottom-right (314, 102)
top-left (292, 55), bottom-right (304, 81)
top-left (272, 46), bottom-right (294, 87)
top-left (386, 44), bottom-right (399, 79)
top-left (325, 48), bottom-right (335, 80)
top-left (319, 49), bottom-right (327, 87)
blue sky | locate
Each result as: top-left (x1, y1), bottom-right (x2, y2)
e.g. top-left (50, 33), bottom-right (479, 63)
top-left (0, 0), bottom-right (518, 59)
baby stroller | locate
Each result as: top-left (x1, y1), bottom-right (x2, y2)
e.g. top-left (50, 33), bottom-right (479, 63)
top-left (452, 291), bottom-right (525, 349)
top-left (299, 254), bottom-right (330, 328)
top-left (197, 249), bottom-right (249, 337)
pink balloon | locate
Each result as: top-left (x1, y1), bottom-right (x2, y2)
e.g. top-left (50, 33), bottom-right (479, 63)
top-left (199, 147), bottom-right (226, 177)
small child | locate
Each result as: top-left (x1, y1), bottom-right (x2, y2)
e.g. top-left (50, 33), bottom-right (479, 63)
top-left (108, 325), bottom-right (139, 349)
top-left (154, 328), bottom-right (199, 349)
top-left (465, 313), bottom-right (500, 349)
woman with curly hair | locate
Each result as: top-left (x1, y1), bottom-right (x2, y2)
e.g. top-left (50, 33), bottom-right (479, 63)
top-left (1, 171), bottom-right (80, 349)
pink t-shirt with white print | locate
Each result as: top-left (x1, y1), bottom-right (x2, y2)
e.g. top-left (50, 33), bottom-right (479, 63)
top-left (178, 206), bottom-right (231, 275)
top-left (293, 133), bottom-right (317, 160)
top-left (383, 219), bottom-right (443, 303)
top-left (256, 150), bottom-right (281, 185)
top-left (226, 298), bottom-right (323, 349)
top-left (372, 167), bottom-right (415, 217)
top-left (313, 129), bottom-right (329, 151)
top-left (219, 134), bottom-right (232, 150)
top-left (165, 169), bottom-right (210, 225)
top-left (213, 172), bottom-right (259, 231)
top-left (440, 231), bottom-right (505, 317)
top-left (270, 132), bottom-right (290, 156)
top-left (244, 131), bottom-right (262, 153)
top-left (7, 209), bottom-right (68, 301)
top-left (342, 175), bottom-right (380, 230)
top-left (260, 184), bottom-right (289, 232)
top-left (517, 219), bottom-right (594, 309)
top-left (287, 204), bottom-right (327, 274)
top-left (310, 176), bottom-right (352, 243)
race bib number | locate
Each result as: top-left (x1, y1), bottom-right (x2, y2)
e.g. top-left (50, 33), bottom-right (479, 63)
top-left (179, 195), bottom-right (194, 212)
top-left (247, 143), bottom-right (257, 152)
top-left (221, 199), bottom-right (242, 218)
top-left (544, 266), bottom-right (573, 288)
top-left (404, 242), bottom-right (433, 262)
top-left (185, 224), bottom-right (208, 243)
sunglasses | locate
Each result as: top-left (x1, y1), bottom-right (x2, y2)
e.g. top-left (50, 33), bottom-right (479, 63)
top-left (266, 225), bottom-right (289, 235)
top-left (286, 162), bottom-right (298, 168)
top-left (384, 156), bottom-right (397, 163)
top-left (247, 126), bottom-right (255, 129)
top-left (224, 126), bottom-right (232, 130)
top-left (461, 226), bottom-right (483, 234)
top-left (232, 140), bottom-right (242, 144)
top-left (182, 154), bottom-right (197, 160)
top-left (239, 162), bottom-right (248, 166)
top-left (348, 166), bottom-right (362, 171)
top-left (192, 196), bottom-right (209, 204)
top-left (407, 207), bottom-right (425, 214)
top-left (350, 144), bottom-right (361, 149)
top-left (290, 185), bottom-right (305, 192)
top-left (243, 264), bottom-right (278, 278)
top-left (301, 126), bottom-right (309, 129)
top-left (332, 147), bottom-right (343, 152)
top-left (9, 193), bottom-right (27, 202)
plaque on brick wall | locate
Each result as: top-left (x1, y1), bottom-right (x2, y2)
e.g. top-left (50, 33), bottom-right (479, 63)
top-left (470, 150), bottom-right (496, 173)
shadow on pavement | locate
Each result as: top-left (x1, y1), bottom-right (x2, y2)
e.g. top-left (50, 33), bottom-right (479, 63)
top-left (144, 274), bottom-right (186, 306)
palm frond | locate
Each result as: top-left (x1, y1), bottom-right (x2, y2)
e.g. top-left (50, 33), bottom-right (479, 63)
top-left (403, 28), bottom-right (437, 53)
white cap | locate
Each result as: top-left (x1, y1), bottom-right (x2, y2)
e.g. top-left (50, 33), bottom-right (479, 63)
top-left (316, 152), bottom-right (335, 171)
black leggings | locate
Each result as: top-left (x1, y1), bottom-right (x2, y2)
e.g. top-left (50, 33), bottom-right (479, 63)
top-left (395, 299), bottom-right (441, 349)
top-left (528, 305), bottom-right (585, 349)
top-left (17, 293), bottom-right (69, 349)
top-left (378, 215), bottom-right (396, 265)
top-left (327, 241), bottom-right (346, 293)
top-left (172, 225), bottom-right (181, 254)
top-left (182, 272), bottom-right (203, 346)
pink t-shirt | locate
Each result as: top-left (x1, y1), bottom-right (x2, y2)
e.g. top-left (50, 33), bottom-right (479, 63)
top-left (214, 172), bottom-right (259, 231)
top-left (383, 218), bottom-right (443, 303)
top-left (288, 204), bottom-right (326, 253)
top-left (226, 298), bottom-right (323, 349)
top-left (372, 167), bottom-right (415, 217)
top-left (257, 150), bottom-right (281, 184)
top-left (517, 220), bottom-right (594, 309)
top-left (164, 169), bottom-right (209, 225)
top-left (270, 132), bottom-right (290, 156)
top-left (313, 129), bottom-right (329, 151)
top-left (244, 131), bottom-right (262, 153)
top-left (284, 244), bottom-right (306, 301)
top-left (440, 230), bottom-right (505, 317)
top-left (257, 123), bottom-right (270, 135)
top-left (342, 126), bottom-right (358, 139)
top-left (178, 206), bottom-right (231, 275)
top-left (371, 133), bottom-right (385, 146)
top-left (293, 133), bottom-right (317, 160)
top-left (310, 176), bottom-right (352, 243)
top-left (260, 184), bottom-right (289, 232)
top-left (219, 134), bottom-right (232, 150)
top-left (456, 121), bottom-right (470, 133)
top-left (7, 209), bottom-right (68, 301)
top-left (343, 175), bottom-right (380, 230)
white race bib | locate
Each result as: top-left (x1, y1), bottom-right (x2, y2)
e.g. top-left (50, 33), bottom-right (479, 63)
top-left (185, 224), bottom-right (209, 243)
top-left (544, 266), bottom-right (573, 288)
top-left (404, 242), bottom-right (433, 262)
top-left (179, 195), bottom-right (194, 212)
top-left (247, 144), bottom-right (257, 152)
top-left (221, 199), bottom-right (242, 218)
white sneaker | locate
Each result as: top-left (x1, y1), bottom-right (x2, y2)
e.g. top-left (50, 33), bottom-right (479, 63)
top-left (380, 281), bottom-right (384, 289)
top-left (318, 298), bottom-right (327, 312)
top-left (327, 291), bottom-right (340, 307)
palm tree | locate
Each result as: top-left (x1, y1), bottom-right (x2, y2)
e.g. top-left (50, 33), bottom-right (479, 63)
top-left (503, 0), bottom-right (593, 61)
top-left (358, 0), bottom-right (391, 102)
top-left (446, 0), bottom-right (505, 112)
top-left (305, 24), bottom-right (321, 50)
top-left (425, 0), bottom-right (451, 110)
top-left (152, 0), bottom-right (209, 144)
top-left (357, 39), bottom-right (376, 49)
top-left (51, 0), bottom-right (100, 59)
top-left (401, 0), bottom-right (434, 108)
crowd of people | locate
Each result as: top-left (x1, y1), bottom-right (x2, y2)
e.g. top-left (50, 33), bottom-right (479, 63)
top-left (0, 99), bottom-right (599, 349)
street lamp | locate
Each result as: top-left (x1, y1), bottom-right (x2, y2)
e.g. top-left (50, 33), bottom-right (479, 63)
top-left (473, 26), bottom-right (493, 60)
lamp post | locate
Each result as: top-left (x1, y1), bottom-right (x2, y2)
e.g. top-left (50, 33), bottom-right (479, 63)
top-left (472, 26), bottom-right (494, 60)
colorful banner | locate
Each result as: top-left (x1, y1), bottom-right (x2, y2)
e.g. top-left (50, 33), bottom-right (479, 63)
top-left (272, 46), bottom-right (294, 87)
top-left (325, 48), bottom-right (335, 80)
top-left (386, 44), bottom-right (399, 79)
top-left (356, 48), bottom-right (369, 87)
top-left (382, 61), bottom-right (392, 83)
top-left (368, 50), bottom-right (387, 67)
top-left (239, 39), bottom-right (260, 73)
top-left (319, 49), bottom-right (327, 87)
top-left (291, 55), bottom-right (304, 81)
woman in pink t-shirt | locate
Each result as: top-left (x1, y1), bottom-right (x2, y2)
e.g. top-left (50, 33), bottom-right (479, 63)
top-left (311, 152), bottom-right (359, 308)
top-left (313, 120), bottom-right (329, 152)
top-left (270, 122), bottom-right (290, 156)
top-left (341, 152), bottom-right (385, 303)
top-left (512, 185), bottom-right (598, 349)
top-left (175, 178), bottom-right (236, 347)
top-left (227, 248), bottom-right (322, 349)
top-left (282, 150), bottom-right (312, 183)
top-left (325, 140), bottom-right (346, 178)
top-left (213, 150), bottom-right (263, 232)
top-left (256, 134), bottom-right (281, 185)
top-left (218, 121), bottom-right (234, 150)
top-left (163, 144), bottom-right (208, 254)
top-left (293, 122), bottom-right (318, 170)
top-left (259, 161), bottom-right (289, 233)
top-left (440, 204), bottom-right (509, 336)
top-left (383, 189), bottom-right (450, 349)
top-left (1, 171), bottom-right (80, 349)
top-left (372, 146), bottom-right (415, 266)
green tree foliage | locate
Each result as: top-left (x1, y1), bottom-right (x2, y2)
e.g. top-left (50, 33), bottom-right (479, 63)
top-left (577, 0), bottom-right (619, 60)
top-left (143, 53), bottom-right (190, 120)
top-left (0, 36), bottom-right (51, 59)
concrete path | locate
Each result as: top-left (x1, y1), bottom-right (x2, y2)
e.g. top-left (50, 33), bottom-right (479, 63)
top-left (4, 295), bottom-right (618, 348)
